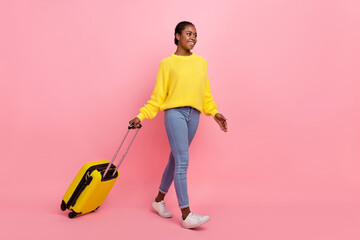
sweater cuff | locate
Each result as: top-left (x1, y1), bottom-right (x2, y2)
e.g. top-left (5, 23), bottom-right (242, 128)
top-left (210, 109), bottom-right (219, 118)
top-left (136, 112), bottom-right (146, 122)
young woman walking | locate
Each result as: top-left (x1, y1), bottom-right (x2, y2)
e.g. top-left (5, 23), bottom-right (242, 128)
top-left (129, 21), bottom-right (228, 229)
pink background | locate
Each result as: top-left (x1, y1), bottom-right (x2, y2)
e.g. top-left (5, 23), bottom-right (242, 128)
top-left (1, 0), bottom-right (360, 239)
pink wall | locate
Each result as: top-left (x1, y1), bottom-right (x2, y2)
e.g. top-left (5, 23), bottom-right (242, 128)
top-left (1, 0), bottom-right (360, 239)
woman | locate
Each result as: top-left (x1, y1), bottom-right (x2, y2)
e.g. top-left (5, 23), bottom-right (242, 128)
top-left (129, 21), bottom-right (227, 229)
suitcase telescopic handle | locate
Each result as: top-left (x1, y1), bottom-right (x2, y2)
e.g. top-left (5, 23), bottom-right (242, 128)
top-left (102, 123), bottom-right (142, 178)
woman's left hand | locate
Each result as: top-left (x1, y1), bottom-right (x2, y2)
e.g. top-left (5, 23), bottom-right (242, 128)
top-left (214, 113), bottom-right (228, 132)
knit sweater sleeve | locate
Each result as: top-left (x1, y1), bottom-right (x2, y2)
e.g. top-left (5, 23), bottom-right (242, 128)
top-left (202, 60), bottom-right (219, 117)
top-left (137, 60), bottom-right (169, 121)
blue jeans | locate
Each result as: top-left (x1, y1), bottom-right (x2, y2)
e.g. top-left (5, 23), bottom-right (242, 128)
top-left (159, 107), bottom-right (200, 209)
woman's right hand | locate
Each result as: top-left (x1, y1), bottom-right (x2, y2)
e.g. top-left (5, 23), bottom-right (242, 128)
top-left (129, 117), bottom-right (141, 128)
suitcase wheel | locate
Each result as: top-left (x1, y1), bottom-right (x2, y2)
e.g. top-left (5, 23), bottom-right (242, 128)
top-left (68, 211), bottom-right (78, 218)
top-left (61, 201), bottom-right (67, 211)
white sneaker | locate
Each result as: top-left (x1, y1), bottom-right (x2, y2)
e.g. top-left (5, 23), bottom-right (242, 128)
top-left (151, 200), bottom-right (173, 218)
top-left (182, 212), bottom-right (210, 229)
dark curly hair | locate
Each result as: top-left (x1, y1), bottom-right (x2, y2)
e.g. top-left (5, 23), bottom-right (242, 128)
top-left (174, 21), bottom-right (195, 45)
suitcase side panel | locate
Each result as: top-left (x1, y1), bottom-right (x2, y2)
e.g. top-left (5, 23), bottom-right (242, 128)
top-left (70, 168), bottom-right (118, 214)
top-left (62, 160), bottom-right (110, 205)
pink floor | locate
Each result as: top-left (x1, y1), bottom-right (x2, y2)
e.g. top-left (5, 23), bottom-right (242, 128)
top-left (3, 176), bottom-right (360, 240)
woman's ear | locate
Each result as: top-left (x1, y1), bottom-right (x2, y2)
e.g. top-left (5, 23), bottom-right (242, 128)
top-left (176, 32), bottom-right (181, 42)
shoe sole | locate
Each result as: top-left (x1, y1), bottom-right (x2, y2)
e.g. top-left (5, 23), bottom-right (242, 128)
top-left (182, 217), bottom-right (210, 229)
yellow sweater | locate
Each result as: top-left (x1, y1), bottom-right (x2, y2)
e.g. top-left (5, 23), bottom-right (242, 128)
top-left (137, 53), bottom-right (218, 121)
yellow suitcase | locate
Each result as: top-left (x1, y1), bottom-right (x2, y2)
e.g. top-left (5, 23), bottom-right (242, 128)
top-left (61, 125), bottom-right (141, 218)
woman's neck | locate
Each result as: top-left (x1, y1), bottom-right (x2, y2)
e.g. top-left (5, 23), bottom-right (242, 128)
top-left (174, 47), bottom-right (192, 56)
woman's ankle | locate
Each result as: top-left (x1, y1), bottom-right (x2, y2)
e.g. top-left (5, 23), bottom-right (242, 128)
top-left (181, 207), bottom-right (191, 220)
top-left (155, 191), bottom-right (166, 202)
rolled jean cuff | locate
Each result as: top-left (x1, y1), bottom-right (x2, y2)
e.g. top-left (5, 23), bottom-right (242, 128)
top-left (159, 188), bottom-right (168, 194)
top-left (179, 204), bottom-right (189, 209)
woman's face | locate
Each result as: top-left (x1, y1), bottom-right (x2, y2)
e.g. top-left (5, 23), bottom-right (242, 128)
top-left (176, 25), bottom-right (197, 51)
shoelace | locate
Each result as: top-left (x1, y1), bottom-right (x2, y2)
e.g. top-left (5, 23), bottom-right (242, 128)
top-left (189, 213), bottom-right (203, 221)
